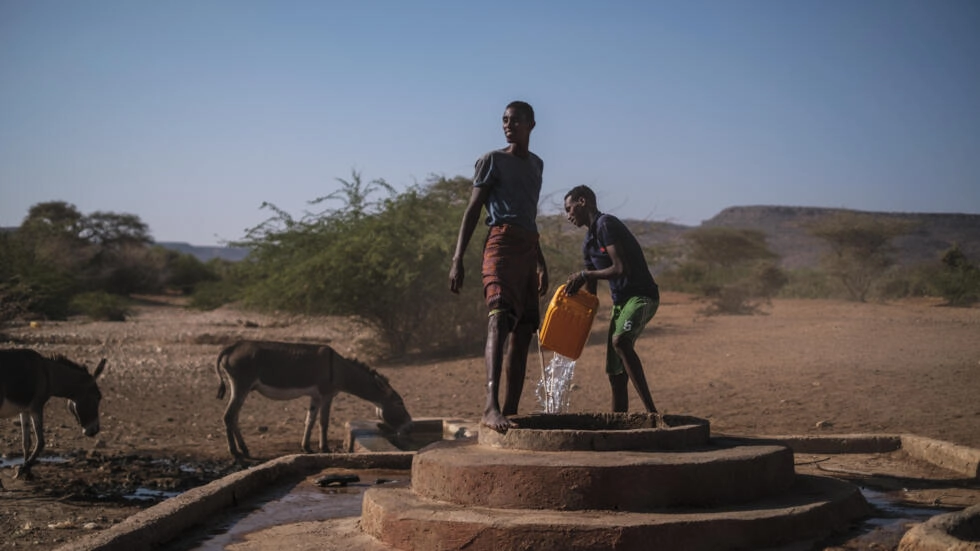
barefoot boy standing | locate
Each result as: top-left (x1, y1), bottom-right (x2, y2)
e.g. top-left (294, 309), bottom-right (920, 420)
top-left (563, 185), bottom-right (660, 415)
top-left (449, 101), bottom-right (549, 432)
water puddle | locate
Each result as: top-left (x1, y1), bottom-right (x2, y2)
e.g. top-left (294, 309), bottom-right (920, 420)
top-left (173, 470), bottom-right (408, 551)
top-left (861, 487), bottom-right (948, 524)
top-left (124, 487), bottom-right (183, 501)
top-left (0, 455), bottom-right (70, 468)
top-left (827, 487), bottom-right (953, 548)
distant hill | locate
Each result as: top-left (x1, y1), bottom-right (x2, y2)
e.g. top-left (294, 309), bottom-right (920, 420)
top-left (157, 242), bottom-right (250, 262)
top-left (0, 231), bottom-right (251, 262)
top-left (626, 206), bottom-right (980, 271)
top-left (11, 207), bottom-right (980, 270)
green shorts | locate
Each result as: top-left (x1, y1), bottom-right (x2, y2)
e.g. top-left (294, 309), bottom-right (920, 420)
top-left (606, 295), bottom-right (659, 375)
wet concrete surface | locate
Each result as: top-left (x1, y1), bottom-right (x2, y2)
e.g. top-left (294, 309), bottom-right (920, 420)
top-left (166, 469), bottom-right (410, 551)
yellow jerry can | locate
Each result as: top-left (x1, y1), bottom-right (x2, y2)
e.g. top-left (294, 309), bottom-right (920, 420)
top-left (539, 284), bottom-right (599, 360)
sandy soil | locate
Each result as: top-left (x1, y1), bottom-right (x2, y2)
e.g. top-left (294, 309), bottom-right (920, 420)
top-left (1, 292), bottom-right (978, 550)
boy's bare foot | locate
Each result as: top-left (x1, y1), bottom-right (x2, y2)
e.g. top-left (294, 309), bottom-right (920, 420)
top-left (481, 409), bottom-right (517, 433)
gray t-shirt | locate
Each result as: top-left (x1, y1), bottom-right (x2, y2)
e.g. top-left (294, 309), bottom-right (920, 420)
top-left (473, 149), bottom-right (543, 232)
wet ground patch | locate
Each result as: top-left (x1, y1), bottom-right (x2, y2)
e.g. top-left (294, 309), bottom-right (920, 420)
top-left (0, 451), bottom-right (238, 550)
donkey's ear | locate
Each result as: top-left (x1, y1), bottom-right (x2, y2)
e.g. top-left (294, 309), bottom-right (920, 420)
top-left (93, 358), bottom-right (107, 379)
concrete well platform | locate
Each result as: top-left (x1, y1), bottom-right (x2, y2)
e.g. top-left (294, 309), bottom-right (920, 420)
top-left (361, 413), bottom-right (872, 550)
top-left (55, 417), bottom-right (980, 551)
top-left (362, 474), bottom-right (868, 551)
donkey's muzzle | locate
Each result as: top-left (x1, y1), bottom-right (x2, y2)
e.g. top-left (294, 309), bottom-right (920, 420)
top-left (83, 422), bottom-right (100, 437)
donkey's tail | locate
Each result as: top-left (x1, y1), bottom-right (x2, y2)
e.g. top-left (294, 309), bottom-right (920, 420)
top-left (215, 346), bottom-right (231, 400)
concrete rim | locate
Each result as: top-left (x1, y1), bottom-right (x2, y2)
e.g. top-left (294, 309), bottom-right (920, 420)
top-left (478, 412), bottom-right (710, 451)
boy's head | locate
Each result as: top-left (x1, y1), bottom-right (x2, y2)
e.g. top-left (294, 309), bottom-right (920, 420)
top-left (564, 185), bottom-right (597, 228)
top-left (506, 101), bottom-right (535, 125)
top-left (503, 101), bottom-right (535, 146)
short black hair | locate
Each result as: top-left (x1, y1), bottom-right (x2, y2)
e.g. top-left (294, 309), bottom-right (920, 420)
top-left (506, 101), bottom-right (535, 124)
top-left (565, 185), bottom-right (596, 207)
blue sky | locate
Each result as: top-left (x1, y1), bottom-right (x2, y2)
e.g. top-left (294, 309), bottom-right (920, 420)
top-left (2, 1), bottom-right (978, 245)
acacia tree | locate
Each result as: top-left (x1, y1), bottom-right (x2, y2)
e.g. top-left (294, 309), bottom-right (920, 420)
top-left (1, 201), bottom-right (164, 319)
top-left (680, 227), bottom-right (786, 314)
top-left (807, 212), bottom-right (915, 302)
top-left (2, 202), bottom-right (93, 318)
top-left (18, 201), bottom-right (94, 271)
top-left (238, 172), bottom-right (486, 358)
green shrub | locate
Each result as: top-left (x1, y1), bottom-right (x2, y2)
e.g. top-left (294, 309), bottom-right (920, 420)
top-left (164, 250), bottom-right (220, 294)
top-left (778, 269), bottom-right (839, 299)
top-left (69, 291), bottom-right (131, 321)
top-left (189, 280), bottom-right (242, 310)
top-left (936, 245), bottom-right (980, 306)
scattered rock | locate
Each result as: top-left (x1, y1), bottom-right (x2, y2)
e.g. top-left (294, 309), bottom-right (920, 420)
top-left (313, 474), bottom-right (359, 487)
top-left (47, 520), bottom-right (74, 530)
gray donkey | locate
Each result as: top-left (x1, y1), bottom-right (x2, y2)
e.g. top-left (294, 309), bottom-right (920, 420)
top-left (215, 340), bottom-right (412, 459)
top-left (0, 349), bottom-right (106, 479)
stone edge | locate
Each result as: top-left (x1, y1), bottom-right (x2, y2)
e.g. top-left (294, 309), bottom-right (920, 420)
top-left (52, 452), bottom-right (414, 551)
top-left (897, 503), bottom-right (980, 551)
top-left (757, 433), bottom-right (980, 479)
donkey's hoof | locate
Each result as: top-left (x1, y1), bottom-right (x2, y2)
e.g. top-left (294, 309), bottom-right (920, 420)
top-left (13, 466), bottom-right (35, 481)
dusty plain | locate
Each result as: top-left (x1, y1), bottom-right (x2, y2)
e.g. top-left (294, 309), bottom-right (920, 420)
top-left (1, 292), bottom-right (978, 550)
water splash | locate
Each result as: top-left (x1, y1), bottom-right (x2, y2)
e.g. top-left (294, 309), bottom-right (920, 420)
top-left (536, 352), bottom-right (576, 413)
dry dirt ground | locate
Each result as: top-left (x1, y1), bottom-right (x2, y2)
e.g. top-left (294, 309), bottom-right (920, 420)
top-left (1, 292), bottom-right (979, 550)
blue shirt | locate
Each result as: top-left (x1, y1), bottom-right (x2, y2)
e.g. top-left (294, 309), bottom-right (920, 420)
top-left (473, 149), bottom-right (544, 233)
top-left (584, 213), bottom-right (659, 305)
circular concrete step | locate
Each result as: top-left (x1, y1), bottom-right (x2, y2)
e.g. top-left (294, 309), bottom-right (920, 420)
top-left (362, 474), bottom-right (870, 551)
top-left (479, 413), bottom-right (710, 452)
top-left (411, 437), bottom-right (795, 510)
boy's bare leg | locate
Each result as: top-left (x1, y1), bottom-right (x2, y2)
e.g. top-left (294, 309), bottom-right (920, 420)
top-left (612, 335), bottom-right (658, 413)
top-left (502, 322), bottom-right (533, 416)
top-left (609, 371), bottom-right (630, 412)
top-left (483, 312), bottom-right (516, 432)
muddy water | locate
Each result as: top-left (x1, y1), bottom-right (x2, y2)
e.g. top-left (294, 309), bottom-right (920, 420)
top-left (169, 470), bottom-right (409, 551)
top-left (825, 487), bottom-right (951, 549)
top-left (0, 454), bottom-right (70, 467)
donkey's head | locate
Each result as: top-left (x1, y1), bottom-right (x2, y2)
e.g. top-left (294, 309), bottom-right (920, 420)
top-left (353, 360), bottom-right (413, 436)
top-left (64, 358), bottom-right (106, 437)
top-left (375, 391), bottom-right (413, 436)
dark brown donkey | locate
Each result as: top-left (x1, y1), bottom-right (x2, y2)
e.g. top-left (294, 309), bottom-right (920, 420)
top-left (215, 340), bottom-right (413, 460)
top-left (0, 349), bottom-right (107, 479)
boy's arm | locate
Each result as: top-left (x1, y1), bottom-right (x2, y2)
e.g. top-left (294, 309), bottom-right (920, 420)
top-left (536, 244), bottom-right (549, 297)
top-left (449, 186), bottom-right (489, 294)
top-left (584, 260), bottom-right (599, 295)
top-left (567, 244), bottom-right (625, 295)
